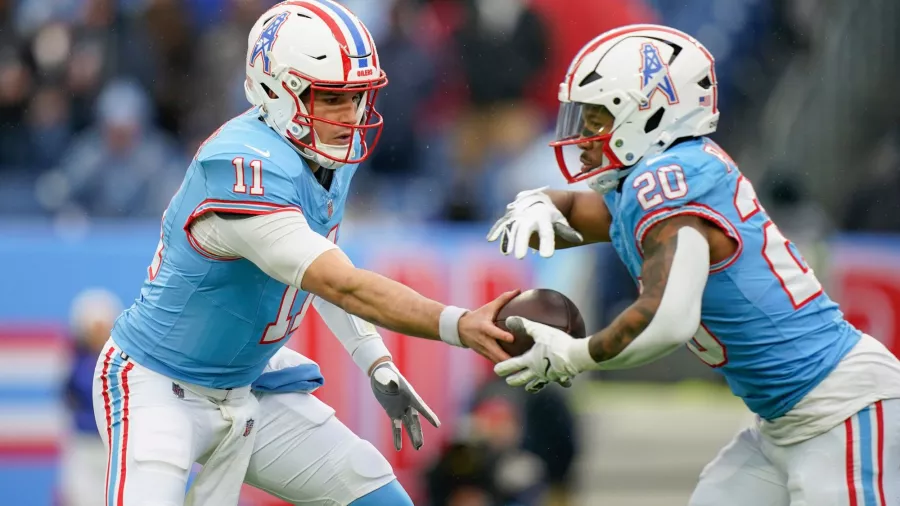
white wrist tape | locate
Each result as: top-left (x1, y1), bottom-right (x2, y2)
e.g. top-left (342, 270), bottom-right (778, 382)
top-left (439, 306), bottom-right (468, 348)
top-left (569, 337), bottom-right (599, 372)
top-left (351, 338), bottom-right (392, 375)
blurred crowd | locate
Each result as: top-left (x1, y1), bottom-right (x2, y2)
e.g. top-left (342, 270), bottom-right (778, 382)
top-left (0, 0), bottom-right (655, 222)
top-left (6, 0), bottom-right (887, 229)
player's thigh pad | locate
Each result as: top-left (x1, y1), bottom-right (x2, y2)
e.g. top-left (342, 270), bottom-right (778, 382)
top-left (92, 341), bottom-right (213, 505)
top-left (245, 391), bottom-right (396, 505)
top-left (689, 426), bottom-right (789, 506)
top-left (769, 399), bottom-right (900, 506)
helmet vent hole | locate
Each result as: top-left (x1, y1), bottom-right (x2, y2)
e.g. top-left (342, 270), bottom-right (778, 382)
top-left (666, 43), bottom-right (682, 64)
top-left (642, 37), bottom-right (683, 64)
top-left (261, 83), bottom-right (279, 99)
top-left (612, 97), bottom-right (621, 105)
top-left (644, 107), bottom-right (664, 133)
top-left (698, 76), bottom-right (712, 89)
top-left (296, 13), bottom-right (311, 18)
top-left (578, 71), bottom-right (602, 88)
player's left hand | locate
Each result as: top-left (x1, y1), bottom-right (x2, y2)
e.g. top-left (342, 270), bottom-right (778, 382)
top-left (370, 361), bottom-right (440, 451)
top-left (487, 187), bottom-right (583, 259)
top-left (494, 316), bottom-right (595, 393)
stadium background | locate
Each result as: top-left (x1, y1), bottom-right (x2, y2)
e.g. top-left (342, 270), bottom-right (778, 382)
top-left (0, 0), bottom-right (898, 504)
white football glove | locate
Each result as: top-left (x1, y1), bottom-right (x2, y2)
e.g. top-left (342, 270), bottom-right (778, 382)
top-left (370, 361), bottom-right (440, 451)
top-left (493, 316), bottom-right (598, 393)
top-left (487, 187), bottom-right (583, 259)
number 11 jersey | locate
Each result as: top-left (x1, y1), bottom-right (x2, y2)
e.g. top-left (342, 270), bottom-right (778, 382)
top-left (112, 108), bottom-right (355, 389)
top-left (603, 137), bottom-right (860, 421)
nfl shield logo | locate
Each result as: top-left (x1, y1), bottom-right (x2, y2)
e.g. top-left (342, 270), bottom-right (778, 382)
top-left (243, 418), bottom-right (255, 437)
top-left (327, 199), bottom-right (333, 218)
top-left (172, 382), bottom-right (184, 399)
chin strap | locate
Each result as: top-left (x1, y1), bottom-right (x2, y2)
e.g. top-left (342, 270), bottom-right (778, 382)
top-left (301, 140), bottom-right (350, 170)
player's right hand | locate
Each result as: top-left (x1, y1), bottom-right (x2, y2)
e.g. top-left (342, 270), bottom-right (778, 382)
top-left (486, 187), bottom-right (583, 259)
top-left (458, 290), bottom-right (520, 363)
top-left (494, 316), bottom-right (593, 393)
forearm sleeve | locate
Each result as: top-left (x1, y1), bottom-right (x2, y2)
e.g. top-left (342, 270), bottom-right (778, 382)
top-left (596, 227), bottom-right (710, 370)
top-left (312, 297), bottom-right (392, 375)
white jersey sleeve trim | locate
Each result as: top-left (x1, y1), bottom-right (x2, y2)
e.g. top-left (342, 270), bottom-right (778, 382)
top-left (188, 211), bottom-right (338, 287)
top-left (594, 226), bottom-right (710, 370)
top-left (186, 199), bottom-right (302, 227)
top-left (634, 205), bottom-right (742, 273)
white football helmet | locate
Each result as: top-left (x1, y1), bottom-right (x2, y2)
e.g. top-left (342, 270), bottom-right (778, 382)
top-left (551, 24), bottom-right (720, 193)
top-left (244, 0), bottom-right (387, 169)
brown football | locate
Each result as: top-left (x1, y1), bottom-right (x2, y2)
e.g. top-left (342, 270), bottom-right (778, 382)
top-left (494, 288), bottom-right (586, 357)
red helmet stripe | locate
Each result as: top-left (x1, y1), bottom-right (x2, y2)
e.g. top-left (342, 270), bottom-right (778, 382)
top-left (281, 1), bottom-right (352, 79)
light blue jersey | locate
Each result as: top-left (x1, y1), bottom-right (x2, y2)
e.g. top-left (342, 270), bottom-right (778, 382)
top-left (604, 137), bottom-right (860, 420)
top-left (112, 109), bottom-right (354, 388)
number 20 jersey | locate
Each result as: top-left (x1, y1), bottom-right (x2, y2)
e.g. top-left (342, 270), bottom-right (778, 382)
top-left (603, 137), bottom-right (861, 421)
top-left (111, 109), bottom-right (355, 389)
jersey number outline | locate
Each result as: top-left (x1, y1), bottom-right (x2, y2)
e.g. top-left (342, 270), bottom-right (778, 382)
top-left (733, 176), bottom-right (822, 309)
top-left (260, 226), bottom-right (339, 344)
top-left (638, 276), bottom-right (727, 368)
top-left (702, 143), bottom-right (735, 173)
top-left (687, 324), bottom-right (727, 367)
top-left (147, 156), bottom-right (265, 282)
top-left (685, 158), bottom-right (823, 367)
top-left (634, 164), bottom-right (688, 210)
top-left (232, 157), bottom-right (264, 196)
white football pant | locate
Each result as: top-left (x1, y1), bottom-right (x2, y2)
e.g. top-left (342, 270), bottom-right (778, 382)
top-left (92, 339), bottom-right (396, 506)
top-left (690, 399), bottom-right (900, 506)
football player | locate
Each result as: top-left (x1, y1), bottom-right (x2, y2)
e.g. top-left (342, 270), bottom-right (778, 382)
top-left (92, 2), bottom-right (516, 505)
top-left (490, 24), bottom-right (900, 504)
